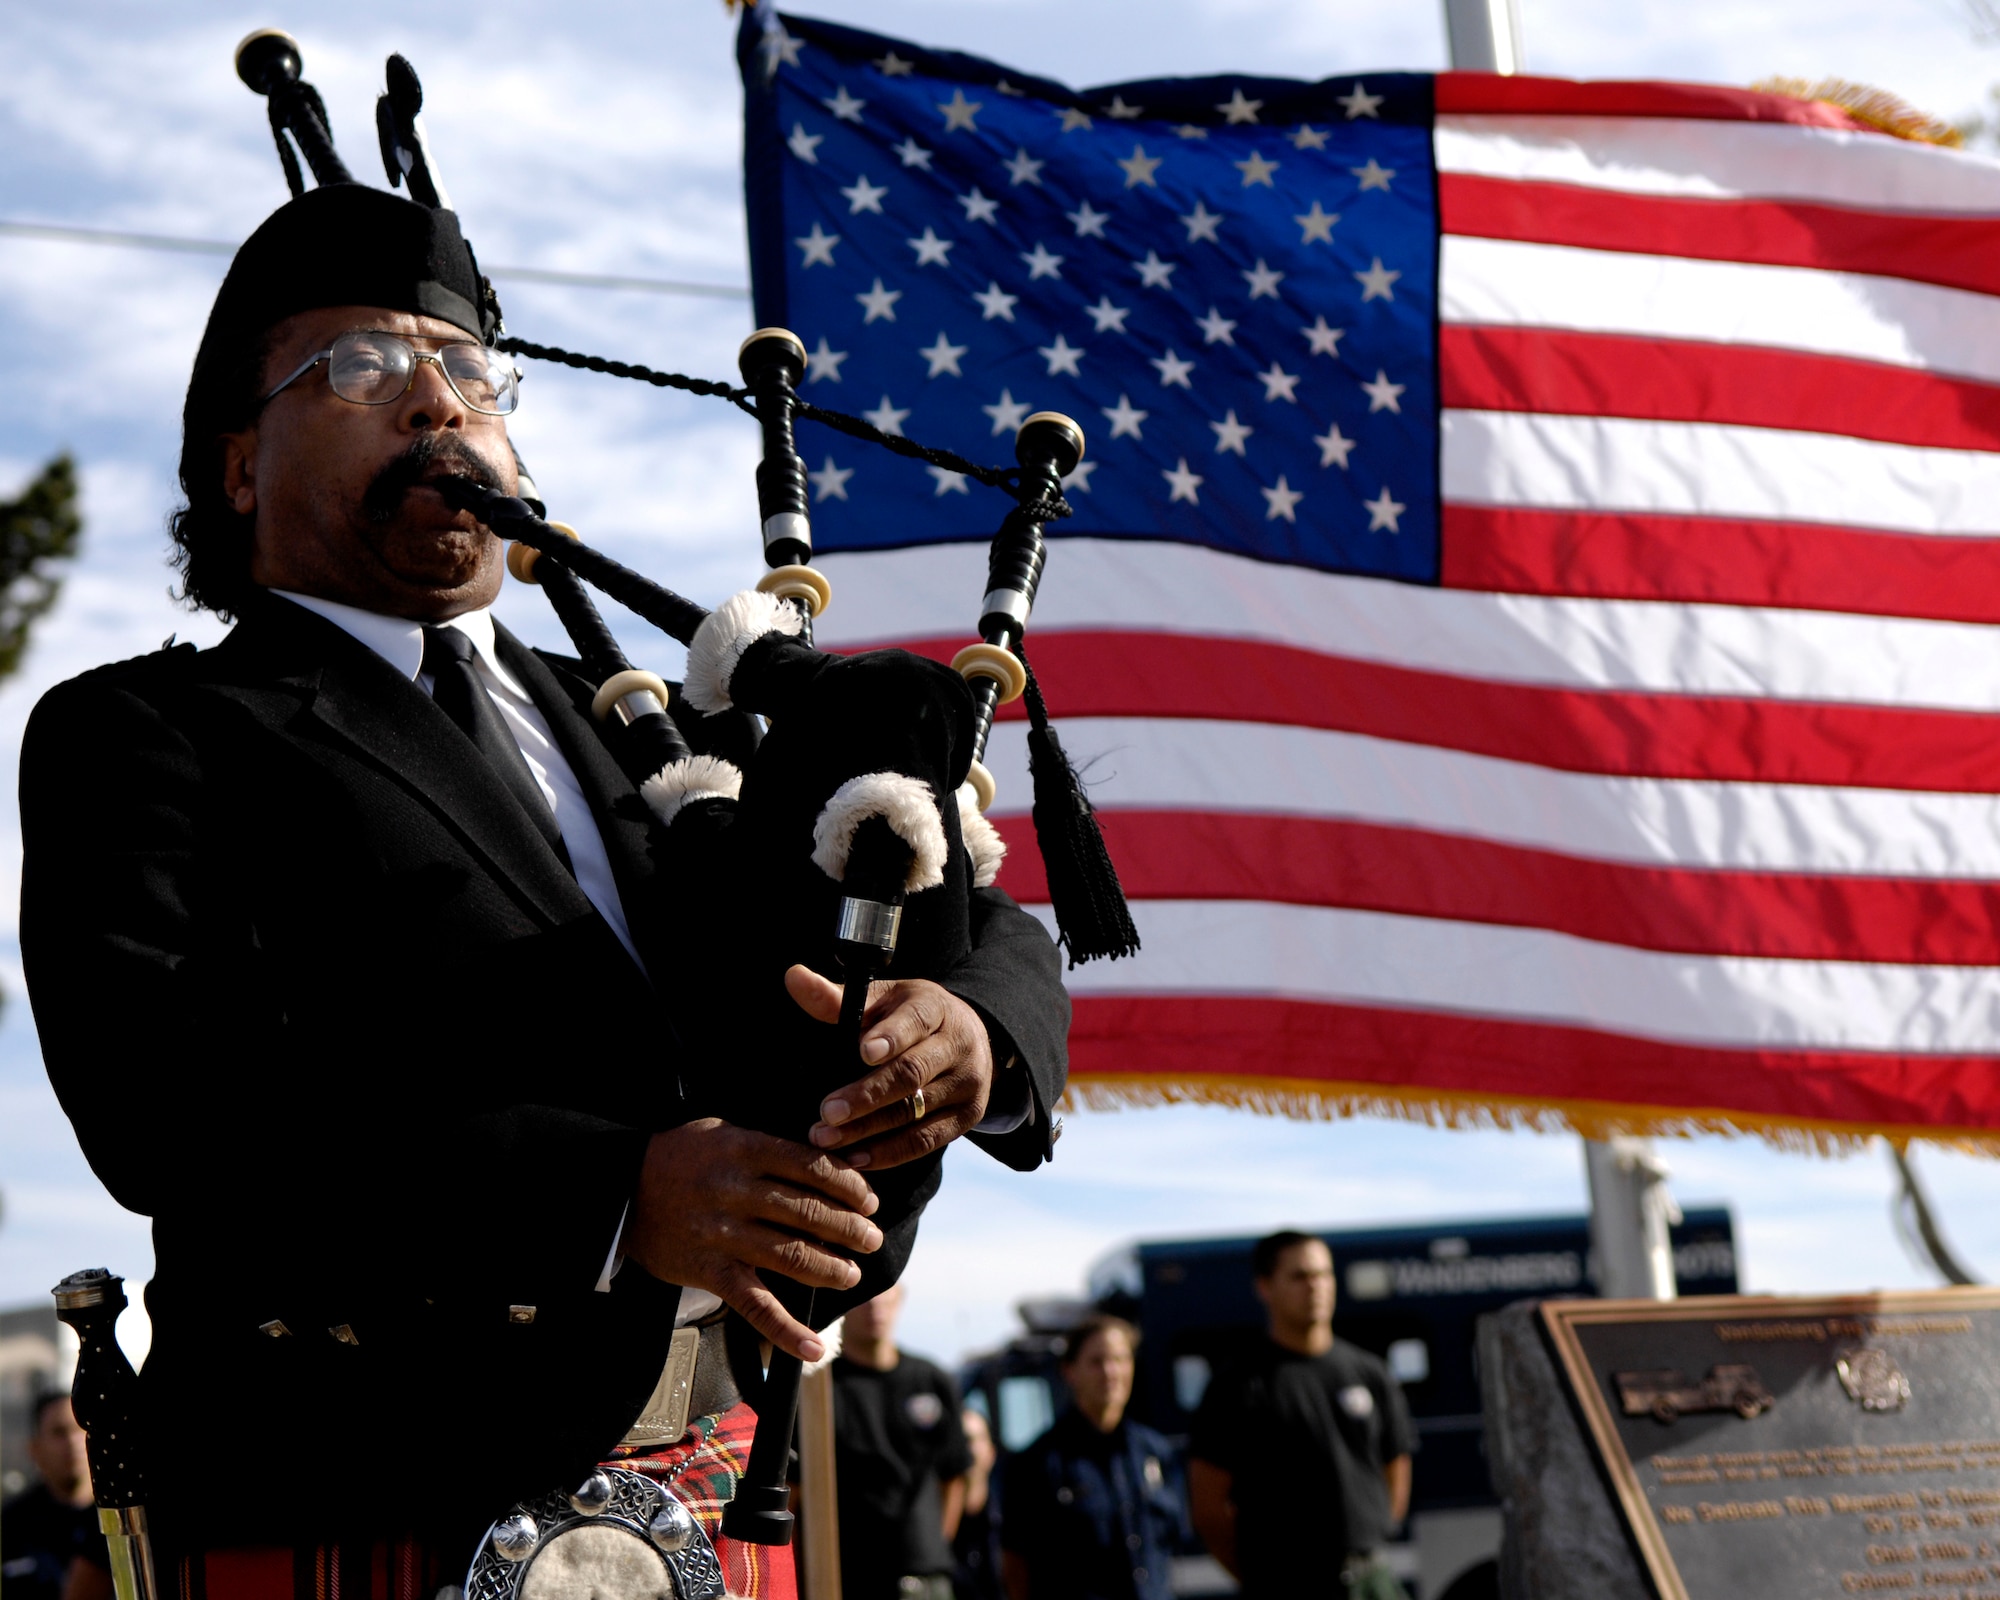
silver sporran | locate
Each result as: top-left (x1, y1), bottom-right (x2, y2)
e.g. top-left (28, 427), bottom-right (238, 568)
top-left (465, 1467), bottom-right (724, 1600)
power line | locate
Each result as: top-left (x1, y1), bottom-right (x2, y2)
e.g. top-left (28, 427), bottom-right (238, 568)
top-left (0, 218), bottom-right (751, 301)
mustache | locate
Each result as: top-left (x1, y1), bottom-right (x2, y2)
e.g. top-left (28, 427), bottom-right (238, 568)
top-left (362, 435), bottom-right (502, 523)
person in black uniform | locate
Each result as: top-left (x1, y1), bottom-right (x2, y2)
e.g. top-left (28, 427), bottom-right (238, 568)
top-left (831, 1286), bottom-right (974, 1600)
top-left (18, 178), bottom-right (1069, 1587)
top-left (1189, 1232), bottom-right (1415, 1600)
top-left (1001, 1314), bottom-right (1187, 1600)
top-left (952, 1405), bottom-right (1004, 1600)
top-left (0, 1393), bottom-right (103, 1600)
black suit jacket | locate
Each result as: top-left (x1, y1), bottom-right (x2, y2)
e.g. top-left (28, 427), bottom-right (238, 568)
top-left (18, 594), bottom-right (1069, 1552)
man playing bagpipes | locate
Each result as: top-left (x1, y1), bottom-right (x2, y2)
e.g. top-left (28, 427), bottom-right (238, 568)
top-left (19, 35), bottom-right (1075, 1600)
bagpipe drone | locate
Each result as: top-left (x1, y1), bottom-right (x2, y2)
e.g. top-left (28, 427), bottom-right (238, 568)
top-left (52, 27), bottom-right (1140, 1600)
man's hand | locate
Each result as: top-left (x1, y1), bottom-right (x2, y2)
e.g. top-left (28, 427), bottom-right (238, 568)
top-left (623, 1118), bottom-right (883, 1362)
top-left (788, 966), bottom-right (995, 1170)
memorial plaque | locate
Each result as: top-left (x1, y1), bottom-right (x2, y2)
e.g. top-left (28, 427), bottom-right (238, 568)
top-left (1543, 1291), bottom-right (2000, 1600)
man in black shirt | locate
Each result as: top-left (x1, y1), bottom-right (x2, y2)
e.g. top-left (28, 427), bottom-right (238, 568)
top-left (1, 1393), bottom-right (102, 1600)
top-left (833, 1287), bottom-right (975, 1600)
top-left (1189, 1232), bottom-right (1415, 1600)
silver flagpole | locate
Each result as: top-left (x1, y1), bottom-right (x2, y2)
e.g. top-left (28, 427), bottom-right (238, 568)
top-left (1441, 0), bottom-right (1524, 73)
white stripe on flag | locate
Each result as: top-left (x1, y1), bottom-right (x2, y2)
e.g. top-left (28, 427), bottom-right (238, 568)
top-left (814, 540), bottom-right (2000, 712)
top-left (1442, 408), bottom-right (2000, 536)
top-left (978, 716), bottom-right (2000, 879)
top-left (1440, 234), bottom-right (2000, 382)
top-left (1435, 113), bottom-right (2000, 212)
top-left (1030, 899), bottom-right (2000, 1054)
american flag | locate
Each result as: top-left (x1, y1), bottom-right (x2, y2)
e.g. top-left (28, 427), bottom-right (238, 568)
top-left (737, 11), bottom-right (2000, 1142)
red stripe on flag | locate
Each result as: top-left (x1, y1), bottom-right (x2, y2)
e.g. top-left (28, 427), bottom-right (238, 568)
top-left (1440, 173), bottom-right (2000, 299)
top-left (1441, 324), bottom-right (2000, 453)
top-left (1067, 994), bottom-right (2000, 1134)
top-left (994, 811), bottom-right (2000, 965)
top-left (1437, 503), bottom-right (2000, 626)
top-left (1433, 73), bottom-right (1881, 133)
top-left (890, 631), bottom-right (2000, 791)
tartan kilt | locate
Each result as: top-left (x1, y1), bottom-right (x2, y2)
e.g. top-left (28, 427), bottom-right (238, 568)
top-left (172, 1402), bottom-right (794, 1600)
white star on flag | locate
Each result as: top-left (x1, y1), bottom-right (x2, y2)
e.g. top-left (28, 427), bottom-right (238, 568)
top-left (761, 24), bottom-right (804, 69)
top-left (1196, 307), bottom-right (1237, 345)
top-left (1058, 107), bottom-right (1094, 133)
top-left (1210, 410), bottom-right (1254, 455)
top-left (1105, 95), bottom-right (1145, 119)
top-left (1338, 82), bottom-right (1384, 118)
top-left (863, 395), bottom-right (910, 434)
top-left (1102, 394), bottom-right (1149, 439)
top-left (805, 338), bottom-right (847, 382)
top-left (1315, 424), bottom-right (1356, 468)
top-left (1180, 201), bottom-right (1223, 244)
top-left (907, 227), bottom-right (954, 266)
top-left (1216, 89), bottom-right (1263, 123)
top-left (1234, 151), bottom-right (1279, 187)
top-left (1067, 201), bottom-right (1110, 238)
top-left (841, 174), bottom-right (888, 213)
top-left (974, 281), bottom-right (1020, 321)
top-left (1020, 242), bottom-right (1065, 279)
top-left (1301, 316), bottom-right (1344, 356)
top-left (1174, 124), bottom-right (1208, 140)
top-left (809, 457), bottom-right (853, 501)
top-left (788, 124), bottom-right (824, 163)
top-left (1290, 124), bottom-right (1331, 150)
top-left (1362, 370), bottom-right (1406, 412)
top-left (874, 51), bottom-right (914, 76)
top-left (823, 86), bottom-right (866, 123)
top-left (1364, 485), bottom-right (1405, 531)
top-left (938, 89), bottom-right (982, 131)
top-left (1061, 459), bottom-right (1098, 492)
top-left (1151, 349), bottom-right (1196, 388)
top-left (1117, 145), bottom-right (1164, 188)
top-left (957, 187), bottom-right (1000, 224)
top-left (1351, 158), bottom-right (1395, 191)
top-left (1257, 362), bottom-right (1301, 402)
top-left (1085, 297), bottom-right (1131, 333)
top-left (1135, 251), bottom-right (1177, 288)
top-left (1262, 476), bottom-right (1304, 521)
top-left (1039, 333), bottom-right (1085, 376)
top-left (997, 80), bottom-right (1026, 97)
top-left (893, 138), bottom-right (933, 170)
top-left (1294, 202), bottom-right (1340, 244)
top-left (927, 466), bottom-right (971, 495)
top-left (795, 223), bottom-right (839, 267)
top-left (920, 332), bottom-right (968, 377)
top-left (856, 278), bottom-right (902, 323)
top-left (1242, 258), bottom-right (1284, 299)
top-left (1004, 148), bottom-right (1046, 186)
top-left (1164, 457), bottom-right (1205, 503)
top-left (982, 389), bottom-right (1033, 435)
top-left (1355, 258), bottom-right (1401, 300)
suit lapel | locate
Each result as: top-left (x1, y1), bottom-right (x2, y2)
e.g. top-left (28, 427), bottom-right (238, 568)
top-left (216, 597), bottom-right (596, 931)
top-left (493, 627), bottom-right (679, 976)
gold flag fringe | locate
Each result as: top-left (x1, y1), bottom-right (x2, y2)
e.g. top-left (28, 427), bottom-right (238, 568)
top-left (1062, 1073), bottom-right (2000, 1158)
top-left (1751, 76), bottom-right (1964, 146)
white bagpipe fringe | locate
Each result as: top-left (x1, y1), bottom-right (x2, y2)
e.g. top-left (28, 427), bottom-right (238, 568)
top-left (811, 772), bottom-right (949, 893)
top-left (640, 754), bottom-right (744, 827)
top-left (957, 783), bottom-right (1007, 890)
top-left (682, 588), bottom-right (803, 714)
top-left (803, 1314), bottom-right (845, 1377)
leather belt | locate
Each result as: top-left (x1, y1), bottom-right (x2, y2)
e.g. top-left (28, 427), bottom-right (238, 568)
top-left (622, 1317), bottom-right (739, 1448)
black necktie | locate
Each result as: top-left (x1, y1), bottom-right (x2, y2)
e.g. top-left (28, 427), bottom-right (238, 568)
top-left (421, 626), bottom-right (571, 866)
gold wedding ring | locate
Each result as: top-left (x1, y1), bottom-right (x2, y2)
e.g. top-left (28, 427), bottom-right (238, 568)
top-left (907, 1087), bottom-right (927, 1124)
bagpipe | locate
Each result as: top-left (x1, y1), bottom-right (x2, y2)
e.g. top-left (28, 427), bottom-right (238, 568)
top-left (57, 27), bottom-right (1138, 1600)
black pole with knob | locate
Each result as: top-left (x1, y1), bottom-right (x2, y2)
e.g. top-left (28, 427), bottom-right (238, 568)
top-left (53, 1269), bottom-right (159, 1600)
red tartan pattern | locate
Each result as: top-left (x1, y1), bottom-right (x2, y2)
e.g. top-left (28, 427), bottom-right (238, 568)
top-left (171, 1403), bottom-right (792, 1600)
top-left (608, 1402), bottom-right (797, 1600)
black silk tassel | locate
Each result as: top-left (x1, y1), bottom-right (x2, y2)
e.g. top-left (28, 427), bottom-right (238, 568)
top-left (1019, 645), bottom-right (1139, 967)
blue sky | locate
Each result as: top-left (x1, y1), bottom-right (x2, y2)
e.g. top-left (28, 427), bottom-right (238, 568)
top-left (8, 0), bottom-right (2000, 1370)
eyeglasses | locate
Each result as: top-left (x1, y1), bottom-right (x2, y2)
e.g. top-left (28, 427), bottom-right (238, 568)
top-left (262, 329), bottom-right (521, 416)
